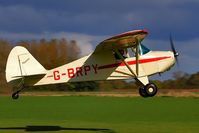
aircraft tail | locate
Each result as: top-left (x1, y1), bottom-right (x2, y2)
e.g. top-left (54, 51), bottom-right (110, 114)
top-left (6, 46), bottom-right (47, 85)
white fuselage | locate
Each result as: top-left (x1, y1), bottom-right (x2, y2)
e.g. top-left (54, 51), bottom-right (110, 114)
top-left (33, 51), bottom-right (175, 86)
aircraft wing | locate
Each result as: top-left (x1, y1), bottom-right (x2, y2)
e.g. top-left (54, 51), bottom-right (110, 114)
top-left (94, 29), bottom-right (148, 53)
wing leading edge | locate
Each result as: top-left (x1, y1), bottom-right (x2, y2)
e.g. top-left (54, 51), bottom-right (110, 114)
top-left (94, 29), bottom-right (148, 53)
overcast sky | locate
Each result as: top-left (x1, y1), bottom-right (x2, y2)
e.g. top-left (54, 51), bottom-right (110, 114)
top-left (0, 0), bottom-right (199, 79)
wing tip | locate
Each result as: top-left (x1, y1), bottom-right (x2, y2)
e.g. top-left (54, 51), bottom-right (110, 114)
top-left (108, 29), bottom-right (148, 40)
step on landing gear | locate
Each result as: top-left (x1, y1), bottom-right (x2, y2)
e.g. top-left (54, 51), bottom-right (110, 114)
top-left (139, 83), bottom-right (158, 97)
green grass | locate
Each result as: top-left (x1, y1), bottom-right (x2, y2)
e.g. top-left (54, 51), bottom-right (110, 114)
top-left (0, 96), bottom-right (199, 133)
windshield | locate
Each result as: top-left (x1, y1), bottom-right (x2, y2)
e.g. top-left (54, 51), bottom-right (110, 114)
top-left (139, 44), bottom-right (150, 55)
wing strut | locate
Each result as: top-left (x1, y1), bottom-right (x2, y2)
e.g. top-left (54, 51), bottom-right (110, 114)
top-left (114, 49), bottom-right (137, 77)
top-left (114, 39), bottom-right (150, 86)
top-left (135, 38), bottom-right (140, 76)
top-left (114, 36), bottom-right (142, 77)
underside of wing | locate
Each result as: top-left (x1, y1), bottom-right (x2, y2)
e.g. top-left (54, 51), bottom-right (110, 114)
top-left (94, 29), bottom-right (148, 53)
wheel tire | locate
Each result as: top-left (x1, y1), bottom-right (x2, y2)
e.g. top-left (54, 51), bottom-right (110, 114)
top-left (12, 93), bottom-right (19, 100)
top-left (139, 87), bottom-right (148, 98)
top-left (144, 83), bottom-right (158, 97)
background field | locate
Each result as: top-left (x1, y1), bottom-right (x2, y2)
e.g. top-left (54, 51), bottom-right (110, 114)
top-left (0, 96), bottom-right (199, 133)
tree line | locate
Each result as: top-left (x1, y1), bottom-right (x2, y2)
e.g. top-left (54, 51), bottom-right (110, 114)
top-left (0, 38), bottom-right (199, 94)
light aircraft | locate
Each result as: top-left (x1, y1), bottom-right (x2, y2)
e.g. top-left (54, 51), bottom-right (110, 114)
top-left (5, 29), bottom-right (179, 99)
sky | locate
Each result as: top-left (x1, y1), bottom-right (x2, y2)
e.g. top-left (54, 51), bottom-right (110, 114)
top-left (0, 0), bottom-right (199, 79)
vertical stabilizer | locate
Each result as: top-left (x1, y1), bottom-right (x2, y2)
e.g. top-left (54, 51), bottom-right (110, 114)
top-left (6, 46), bottom-right (46, 83)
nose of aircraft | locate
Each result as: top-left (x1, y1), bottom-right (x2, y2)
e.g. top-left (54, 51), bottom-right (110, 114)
top-left (170, 51), bottom-right (176, 66)
top-left (156, 51), bottom-right (176, 73)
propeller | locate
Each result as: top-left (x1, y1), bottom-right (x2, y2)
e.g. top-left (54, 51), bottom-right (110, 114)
top-left (169, 34), bottom-right (179, 65)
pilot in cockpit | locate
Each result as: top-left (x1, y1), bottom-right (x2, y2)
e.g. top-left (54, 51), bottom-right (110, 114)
top-left (114, 49), bottom-right (128, 60)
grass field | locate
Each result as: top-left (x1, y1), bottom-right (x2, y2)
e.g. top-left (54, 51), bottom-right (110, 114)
top-left (0, 96), bottom-right (199, 133)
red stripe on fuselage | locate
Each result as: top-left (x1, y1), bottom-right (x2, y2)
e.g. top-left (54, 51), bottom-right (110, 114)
top-left (98, 56), bottom-right (171, 70)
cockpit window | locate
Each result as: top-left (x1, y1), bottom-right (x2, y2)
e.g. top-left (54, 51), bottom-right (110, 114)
top-left (113, 44), bottom-right (150, 60)
top-left (139, 44), bottom-right (150, 55)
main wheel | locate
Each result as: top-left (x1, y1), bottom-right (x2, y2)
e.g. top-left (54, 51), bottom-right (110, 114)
top-left (139, 87), bottom-right (148, 97)
top-left (144, 83), bottom-right (158, 97)
top-left (12, 92), bottom-right (19, 100)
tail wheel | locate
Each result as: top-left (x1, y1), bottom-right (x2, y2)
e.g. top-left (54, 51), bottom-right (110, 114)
top-left (139, 87), bottom-right (148, 98)
top-left (12, 92), bottom-right (19, 99)
top-left (11, 82), bottom-right (25, 100)
top-left (144, 83), bottom-right (158, 97)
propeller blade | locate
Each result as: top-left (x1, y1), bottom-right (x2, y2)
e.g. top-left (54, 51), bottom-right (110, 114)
top-left (170, 34), bottom-right (179, 57)
top-left (176, 56), bottom-right (179, 67)
top-left (169, 34), bottom-right (179, 66)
